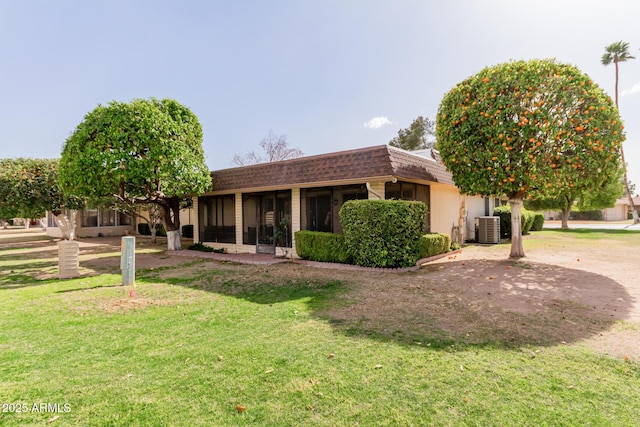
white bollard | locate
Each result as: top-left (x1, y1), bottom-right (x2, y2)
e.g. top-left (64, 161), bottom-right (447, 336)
top-left (58, 240), bottom-right (80, 279)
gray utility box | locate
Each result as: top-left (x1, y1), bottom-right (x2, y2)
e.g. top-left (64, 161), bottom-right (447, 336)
top-left (477, 216), bottom-right (500, 244)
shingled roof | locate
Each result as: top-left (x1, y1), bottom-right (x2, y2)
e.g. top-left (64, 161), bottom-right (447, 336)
top-left (210, 145), bottom-right (454, 192)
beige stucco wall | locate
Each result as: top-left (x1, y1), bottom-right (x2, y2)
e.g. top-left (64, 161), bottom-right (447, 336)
top-left (367, 181), bottom-right (385, 200)
top-left (429, 184), bottom-right (463, 239)
top-left (180, 207), bottom-right (195, 228)
top-left (464, 195), bottom-right (486, 240)
top-left (290, 188), bottom-right (301, 257)
top-left (602, 203), bottom-right (627, 221)
top-left (192, 197), bottom-right (200, 243)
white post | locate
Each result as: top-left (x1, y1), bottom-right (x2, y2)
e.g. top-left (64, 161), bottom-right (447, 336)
top-left (121, 236), bottom-right (136, 286)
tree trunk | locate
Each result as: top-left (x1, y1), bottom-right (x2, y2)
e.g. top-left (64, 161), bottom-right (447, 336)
top-left (166, 230), bottom-right (181, 251)
top-left (509, 194), bottom-right (525, 259)
top-left (150, 223), bottom-right (157, 244)
top-left (24, 220), bottom-right (30, 229)
top-left (614, 61), bottom-right (638, 224)
top-left (159, 197), bottom-right (182, 251)
top-left (560, 208), bottom-right (571, 229)
top-left (55, 210), bottom-right (77, 240)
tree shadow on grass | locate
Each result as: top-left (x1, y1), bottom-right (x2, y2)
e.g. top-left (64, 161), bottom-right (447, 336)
top-left (148, 258), bottom-right (634, 350)
top-left (0, 237), bottom-right (194, 290)
top-left (314, 259), bottom-right (634, 349)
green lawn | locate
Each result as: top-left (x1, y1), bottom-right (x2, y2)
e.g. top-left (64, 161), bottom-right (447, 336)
top-left (1, 233), bottom-right (639, 426)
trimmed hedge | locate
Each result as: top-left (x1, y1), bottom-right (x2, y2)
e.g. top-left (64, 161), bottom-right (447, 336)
top-left (493, 205), bottom-right (535, 238)
top-left (138, 222), bottom-right (167, 237)
top-left (570, 210), bottom-right (603, 220)
top-left (294, 231), bottom-right (351, 264)
top-left (523, 210), bottom-right (535, 235)
top-left (419, 232), bottom-right (451, 259)
top-left (531, 213), bottom-right (545, 231)
top-left (339, 199), bottom-right (427, 268)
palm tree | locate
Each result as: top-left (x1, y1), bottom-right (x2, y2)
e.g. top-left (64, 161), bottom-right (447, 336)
top-left (602, 41), bottom-right (638, 223)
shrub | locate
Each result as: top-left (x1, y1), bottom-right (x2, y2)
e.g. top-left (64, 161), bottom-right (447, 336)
top-left (187, 242), bottom-right (225, 253)
top-left (294, 231), bottom-right (351, 264)
top-left (182, 224), bottom-right (194, 239)
top-left (522, 209), bottom-right (535, 235)
top-left (531, 213), bottom-right (545, 231)
top-left (418, 233), bottom-right (451, 259)
top-left (340, 199), bottom-right (427, 268)
top-left (137, 222), bottom-right (167, 237)
top-left (493, 205), bottom-right (535, 238)
top-left (570, 210), bottom-right (603, 220)
top-left (493, 206), bottom-right (512, 238)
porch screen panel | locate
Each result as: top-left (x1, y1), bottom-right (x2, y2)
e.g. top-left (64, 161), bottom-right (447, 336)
top-left (198, 195), bottom-right (236, 243)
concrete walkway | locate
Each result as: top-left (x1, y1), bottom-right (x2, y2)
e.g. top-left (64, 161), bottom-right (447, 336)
top-left (544, 220), bottom-right (640, 230)
top-left (167, 248), bottom-right (462, 272)
top-left (168, 249), bottom-right (292, 265)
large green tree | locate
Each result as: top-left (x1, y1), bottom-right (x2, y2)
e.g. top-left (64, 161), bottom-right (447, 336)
top-left (0, 158), bottom-right (83, 236)
top-left (525, 168), bottom-right (623, 229)
top-left (601, 40), bottom-right (638, 223)
top-left (437, 59), bottom-right (624, 258)
top-left (59, 98), bottom-right (212, 250)
top-left (389, 116), bottom-right (435, 151)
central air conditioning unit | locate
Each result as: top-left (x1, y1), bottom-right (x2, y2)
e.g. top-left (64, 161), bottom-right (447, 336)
top-left (477, 216), bottom-right (500, 244)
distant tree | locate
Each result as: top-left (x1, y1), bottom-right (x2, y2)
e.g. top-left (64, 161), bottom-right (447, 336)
top-left (602, 40), bottom-right (638, 223)
top-left (0, 158), bottom-right (83, 237)
top-left (525, 168), bottom-right (624, 229)
top-left (389, 116), bottom-right (435, 151)
top-left (233, 130), bottom-right (303, 166)
top-left (437, 59), bottom-right (624, 258)
top-left (59, 98), bottom-right (212, 250)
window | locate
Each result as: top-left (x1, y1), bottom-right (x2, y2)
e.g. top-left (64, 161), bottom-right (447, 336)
top-left (118, 212), bottom-right (132, 226)
top-left (81, 209), bottom-right (98, 227)
top-left (385, 181), bottom-right (430, 232)
top-left (301, 185), bottom-right (367, 234)
top-left (385, 182), bottom-right (419, 201)
top-left (198, 195), bottom-right (236, 243)
top-left (100, 209), bottom-right (115, 227)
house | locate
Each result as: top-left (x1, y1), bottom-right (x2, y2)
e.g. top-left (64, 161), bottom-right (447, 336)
top-left (46, 207), bottom-right (135, 238)
top-left (45, 205), bottom-right (195, 239)
top-left (602, 195), bottom-right (640, 221)
top-left (194, 145), bottom-right (504, 256)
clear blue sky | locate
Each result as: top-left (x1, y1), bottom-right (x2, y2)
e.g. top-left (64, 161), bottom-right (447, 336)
top-left (2, 0), bottom-right (639, 194)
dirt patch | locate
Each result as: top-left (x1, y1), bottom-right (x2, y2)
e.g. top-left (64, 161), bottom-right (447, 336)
top-left (421, 238), bottom-right (640, 359)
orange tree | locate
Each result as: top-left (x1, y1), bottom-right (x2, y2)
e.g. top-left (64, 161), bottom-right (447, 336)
top-left (59, 98), bottom-right (211, 250)
top-left (436, 59), bottom-right (624, 258)
top-left (0, 158), bottom-right (84, 230)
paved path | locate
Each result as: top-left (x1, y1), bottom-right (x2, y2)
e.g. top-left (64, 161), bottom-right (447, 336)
top-left (544, 220), bottom-right (640, 230)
